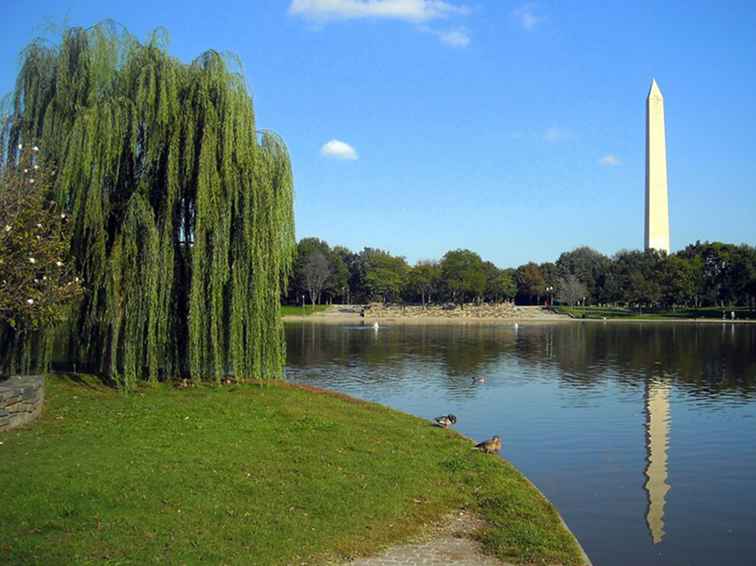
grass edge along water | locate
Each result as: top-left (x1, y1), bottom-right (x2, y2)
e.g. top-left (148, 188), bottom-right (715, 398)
top-left (0, 374), bottom-right (586, 565)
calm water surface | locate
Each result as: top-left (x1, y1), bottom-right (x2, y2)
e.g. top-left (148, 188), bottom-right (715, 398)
top-left (284, 322), bottom-right (756, 566)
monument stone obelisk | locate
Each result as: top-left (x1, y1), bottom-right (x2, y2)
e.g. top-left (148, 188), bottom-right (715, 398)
top-left (645, 79), bottom-right (670, 253)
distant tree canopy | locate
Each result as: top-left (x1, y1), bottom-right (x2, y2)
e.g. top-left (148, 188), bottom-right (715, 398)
top-left (556, 274), bottom-right (588, 306)
top-left (440, 249), bottom-right (486, 304)
top-left (556, 246), bottom-right (610, 300)
top-left (302, 251), bottom-right (330, 306)
top-left (283, 239), bottom-right (756, 310)
top-left (360, 248), bottom-right (409, 303)
top-left (0, 23), bottom-right (295, 384)
top-left (516, 262), bottom-right (546, 304)
top-left (407, 260), bottom-right (441, 306)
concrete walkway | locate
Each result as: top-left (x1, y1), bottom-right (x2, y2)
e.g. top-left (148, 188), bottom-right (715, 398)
top-left (344, 511), bottom-right (509, 566)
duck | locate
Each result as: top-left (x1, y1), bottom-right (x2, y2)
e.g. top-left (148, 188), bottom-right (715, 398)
top-left (471, 376), bottom-right (486, 384)
top-left (433, 414), bottom-right (457, 428)
top-left (475, 435), bottom-right (502, 454)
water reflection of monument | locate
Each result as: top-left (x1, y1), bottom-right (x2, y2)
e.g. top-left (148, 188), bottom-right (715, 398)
top-left (644, 380), bottom-right (671, 543)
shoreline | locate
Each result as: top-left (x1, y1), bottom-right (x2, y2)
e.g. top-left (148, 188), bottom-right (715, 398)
top-left (447, 428), bottom-right (592, 566)
top-left (283, 310), bottom-right (756, 325)
top-left (299, 383), bottom-right (592, 565)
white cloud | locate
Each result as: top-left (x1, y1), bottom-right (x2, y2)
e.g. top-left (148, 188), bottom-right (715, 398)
top-left (289, 0), bottom-right (468, 23)
top-left (599, 154), bottom-right (622, 167)
top-left (436, 28), bottom-right (470, 47)
top-left (420, 25), bottom-right (470, 47)
top-left (513, 3), bottom-right (541, 31)
top-left (321, 139), bottom-right (359, 160)
top-left (544, 127), bottom-right (571, 143)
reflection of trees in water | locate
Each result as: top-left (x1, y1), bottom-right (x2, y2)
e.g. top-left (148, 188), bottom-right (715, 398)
top-left (512, 323), bottom-right (756, 398)
top-left (286, 323), bottom-right (756, 399)
top-left (286, 323), bottom-right (517, 396)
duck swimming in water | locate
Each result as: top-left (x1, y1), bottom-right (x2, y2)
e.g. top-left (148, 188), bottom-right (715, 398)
top-left (475, 435), bottom-right (502, 454)
top-left (433, 414), bottom-right (457, 428)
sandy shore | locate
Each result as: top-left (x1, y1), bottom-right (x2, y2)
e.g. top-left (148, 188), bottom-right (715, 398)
top-left (282, 308), bottom-right (571, 325)
top-left (282, 307), bottom-right (756, 325)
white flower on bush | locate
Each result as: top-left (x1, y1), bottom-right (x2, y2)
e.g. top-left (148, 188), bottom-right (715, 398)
top-left (56, 261), bottom-right (63, 267)
top-left (36, 223), bottom-right (43, 228)
top-left (3, 225), bottom-right (10, 232)
top-left (32, 146), bottom-right (39, 152)
top-left (27, 298), bottom-right (34, 305)
top-left (28, 257), bottom-right (36, 264)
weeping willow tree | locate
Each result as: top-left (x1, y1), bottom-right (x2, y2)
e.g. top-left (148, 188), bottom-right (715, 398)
top-left (0, 23), bottom-right (295, 386)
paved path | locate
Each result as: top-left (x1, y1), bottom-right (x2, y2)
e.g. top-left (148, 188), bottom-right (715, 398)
top-left (344, 511), bottom-right (508, 566)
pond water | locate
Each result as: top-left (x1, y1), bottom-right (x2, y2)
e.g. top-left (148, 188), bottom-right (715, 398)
top-left (284, 321), bottom-right (756, 566)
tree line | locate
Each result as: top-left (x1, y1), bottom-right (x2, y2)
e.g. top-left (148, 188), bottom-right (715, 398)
top-left (286, 238), bottom-right (756, 309)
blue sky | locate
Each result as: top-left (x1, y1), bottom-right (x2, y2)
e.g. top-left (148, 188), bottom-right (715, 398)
top-left (2, 1), bottom-right (754, 267)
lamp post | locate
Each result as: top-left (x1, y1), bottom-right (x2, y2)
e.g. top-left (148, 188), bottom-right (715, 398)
top-left (545, 285), bottom-right (554, 307)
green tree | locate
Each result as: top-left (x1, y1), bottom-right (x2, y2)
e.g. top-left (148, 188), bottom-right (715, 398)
top-left (407, 260), bottom-right (441, 306)
top-left (556, 246), bottom-right (610, 304)
top-left (499, 268), bottom-right (518, 301)
top-left (677, 241), bottom-right (756, 306)
top-left (659, 255), bottom-right (696, 308)
top-left (482, 262), bottom-right (516, 302)
top-left (360, 248), bottom-right (409, 302)
top-left (2, 24), bottom-right (295, 385)
top-left (516, 262), bottom-right (545, 305)
top-left (440, 249), bottom-right (486, 304)
top-left (328, 251), bottom-right (349, 304)
top-left (610, 250), bottom-right (663, 308)
top-left (291, 238), bottom-right (331, 304)
top-left (301, 251), bottom-right (330, 305)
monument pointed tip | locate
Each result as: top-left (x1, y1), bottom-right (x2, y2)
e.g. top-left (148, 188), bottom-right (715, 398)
top-left (648, 79), bottom-right (663, 99)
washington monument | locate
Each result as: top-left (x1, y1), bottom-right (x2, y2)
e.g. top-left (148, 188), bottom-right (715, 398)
top-left (645, 79), bottom-right (671, 253)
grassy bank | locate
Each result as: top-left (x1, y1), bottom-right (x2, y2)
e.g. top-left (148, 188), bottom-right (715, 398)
top-left (281, 304), bottom-right (330, 317)
top-left (555, 305), bottom-right (756, 320)
top-left (0, 375), bottom-right (584, 565)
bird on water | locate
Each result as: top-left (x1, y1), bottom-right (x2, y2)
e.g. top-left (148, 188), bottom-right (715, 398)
top-left (475, 435), bottom-right (502, 454)
top-left (433, 414), bottom-right (457, 428)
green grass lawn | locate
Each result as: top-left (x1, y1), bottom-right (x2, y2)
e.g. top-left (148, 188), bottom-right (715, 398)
top-left (280, 304), bottom-right (330, 316)
top-left (0, 375), bottom-right (584, 565)
top-left (555, 305), bottom-right (756, 320)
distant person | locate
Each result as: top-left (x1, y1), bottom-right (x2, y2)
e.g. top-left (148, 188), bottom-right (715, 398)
top-left (731, 311), bottom-right (736, 320)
